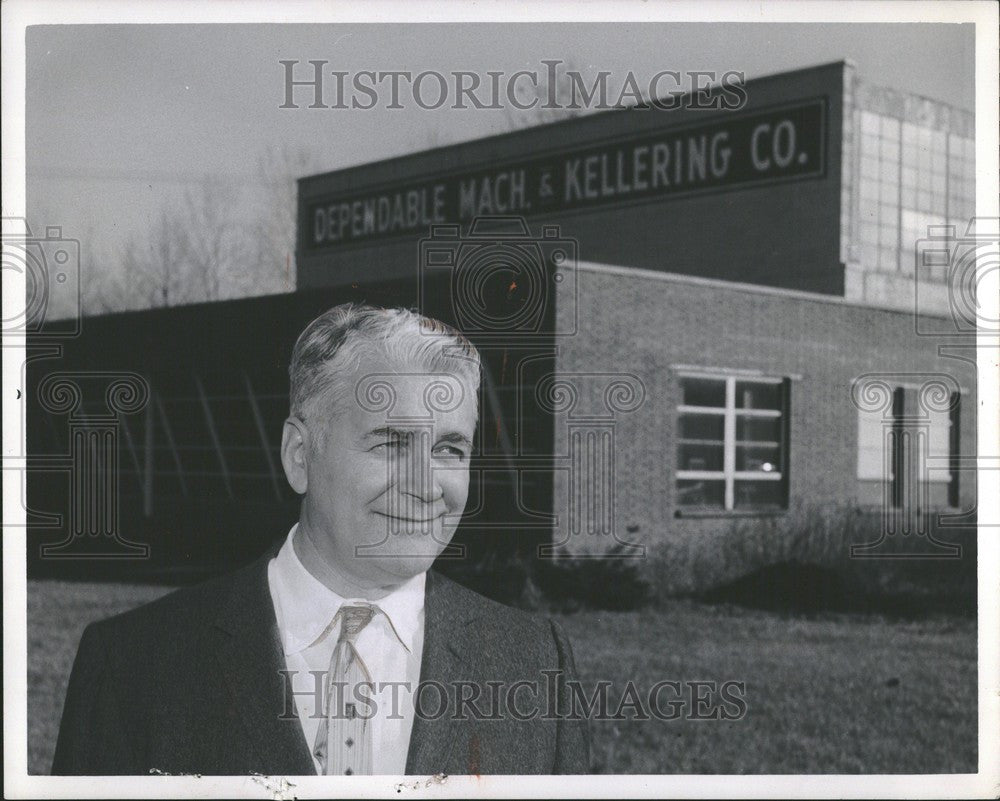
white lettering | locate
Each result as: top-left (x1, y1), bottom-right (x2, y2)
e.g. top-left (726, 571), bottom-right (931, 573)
top-left (773, 120), bottom-right (796, 167)
top-left (633, 145), bottom-right (649, 191)
top-left (510, 170), bottom-right (525, 210)
top-left (565, 159), bottom-right (583, 201)
top-left (652, 142), bottom-right (670, 188)
top-left (459, 179), bottom-right (477, 218)
top-left (709, 132), bottom-right (731, 177)
top-left (688, 136), bottom-right (707, 183)
top-left (751, 123), bottom-right (771, 171)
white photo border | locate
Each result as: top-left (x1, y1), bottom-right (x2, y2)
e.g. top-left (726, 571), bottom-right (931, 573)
top-left (3, 1), bottom-right (997, 798)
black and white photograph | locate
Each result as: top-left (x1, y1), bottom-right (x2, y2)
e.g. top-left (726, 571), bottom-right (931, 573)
top-left (3, 1), bottom-right (998, 798)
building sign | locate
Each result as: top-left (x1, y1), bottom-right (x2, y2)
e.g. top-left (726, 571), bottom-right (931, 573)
top-left (306, 99), bottom-right (826, 250)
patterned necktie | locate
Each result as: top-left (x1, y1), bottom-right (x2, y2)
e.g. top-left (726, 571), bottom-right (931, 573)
top-left (313, 604), bottom-right (376, 775)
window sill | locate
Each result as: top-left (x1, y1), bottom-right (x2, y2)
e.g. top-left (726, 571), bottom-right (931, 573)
top-left (853, 503), bottom-right (968, 514)
top-left (673, 508), bottom-right (789, 519)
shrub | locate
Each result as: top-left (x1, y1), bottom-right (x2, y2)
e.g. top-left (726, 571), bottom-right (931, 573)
top-left (533, 544), bottom-right (653, 612)
top-left (686, 502), bottom-right (977, 616)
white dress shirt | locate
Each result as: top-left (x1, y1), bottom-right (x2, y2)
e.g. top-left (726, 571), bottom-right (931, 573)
top-left (267, 524), bottom-right (425, 775)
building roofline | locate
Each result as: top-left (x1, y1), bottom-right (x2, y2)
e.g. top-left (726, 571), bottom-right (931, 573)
top-left (575, 259), bottom-right (957, 321)
top-left (296, 60), bottom-right (851, 187)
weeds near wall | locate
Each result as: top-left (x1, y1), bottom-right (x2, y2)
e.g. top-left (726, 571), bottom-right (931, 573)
top-left (664, 503), bottom-right (977, 616)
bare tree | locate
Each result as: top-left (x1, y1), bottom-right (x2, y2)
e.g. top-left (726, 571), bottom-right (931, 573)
top-left (249, 144), bottom-right (321, 296)
top-left (120, 207), bottom-right (185, 310)
top-left (79, 222), bottom-right (130, 315)
top-left (108, 146), bottom-right (320, 312)
top-left (173, 180), bottom-right (247, 303)
top-left (20, 209), bottom-right (127, 319)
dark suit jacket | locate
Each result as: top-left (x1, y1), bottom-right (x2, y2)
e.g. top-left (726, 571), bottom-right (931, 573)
top-left (51, 544), bottom-right (590, 775)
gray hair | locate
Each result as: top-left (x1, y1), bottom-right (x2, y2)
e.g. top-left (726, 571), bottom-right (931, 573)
top-left (288, 302), bottom-right (481, 429)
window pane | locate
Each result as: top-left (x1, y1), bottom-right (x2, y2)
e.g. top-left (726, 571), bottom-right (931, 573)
top-left (675, 373), bottom-right (790, 512)
top-left (734, 480), bottom-right (785, 509)
top-left (677, 442), bottom-right (724, 471)
top-left (926, 407), bottom-right (952, 460)
top-left (679, 413), bottom-right (724, 441)
top-left (736, 416), bottom-right (782, 442)
top-left (736, 444), bottom-right (782, 472)
top-left (681, 377), bottom-right (725, 407)
top-left (735, 381), bottom-right (782, 411)
top-left (676, 479), bottom-right (725, 508)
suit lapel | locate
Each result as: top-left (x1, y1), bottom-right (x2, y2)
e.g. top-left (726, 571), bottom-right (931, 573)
top-left (210, 552), bottom-right (482, 776)
top-left (405, 570), bottom-right (482, 776)
top-left (210, 544), bottom-right (318, 776)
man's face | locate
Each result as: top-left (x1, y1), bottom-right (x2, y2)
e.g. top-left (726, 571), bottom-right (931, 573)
top-left (296, 355), bottom-right (478, 587)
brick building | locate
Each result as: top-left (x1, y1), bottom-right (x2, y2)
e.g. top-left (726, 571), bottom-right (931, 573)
top-left (296, 61), bottom-right (977, 575)
top-left (28, 61), bottom-right (978, 588)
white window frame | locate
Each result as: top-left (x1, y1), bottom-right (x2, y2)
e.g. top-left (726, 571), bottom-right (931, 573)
top-left (676, 371), bottom-right (787, 511)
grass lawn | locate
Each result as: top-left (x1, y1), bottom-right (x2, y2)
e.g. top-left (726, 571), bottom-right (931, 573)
top-left (26, 580), bottom-right (976, 775)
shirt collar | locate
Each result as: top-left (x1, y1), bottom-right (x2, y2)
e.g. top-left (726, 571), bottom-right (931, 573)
top-left (269, 524), bottom-right (425, 656)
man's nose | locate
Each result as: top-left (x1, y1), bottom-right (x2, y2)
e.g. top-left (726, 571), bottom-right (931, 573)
top-left (395, 429), bottom-right (442, 504)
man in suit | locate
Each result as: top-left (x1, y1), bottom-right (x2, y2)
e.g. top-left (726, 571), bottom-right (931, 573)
top-left (52, 303), bottom-right (589, 776)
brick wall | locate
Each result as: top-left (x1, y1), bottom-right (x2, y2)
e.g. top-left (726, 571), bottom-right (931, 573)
top-left (549, 262), bottom-right (978, 588)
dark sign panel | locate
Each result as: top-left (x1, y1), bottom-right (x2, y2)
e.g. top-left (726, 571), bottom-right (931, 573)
top-left (307, 99), bottom-right (826, 250)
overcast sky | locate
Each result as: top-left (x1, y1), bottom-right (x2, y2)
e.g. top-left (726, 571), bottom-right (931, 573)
top-left (24, 22), bottom-right (975, 304)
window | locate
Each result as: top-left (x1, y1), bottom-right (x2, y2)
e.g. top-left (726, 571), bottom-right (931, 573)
top-left (921, 403), bottom-right (954, 485)
top-left (857, 112), bottom-right (902, 273)
top-left (855, 384), bottom-right (962, 508)
top-left (900, 209), bottom-right (947, 279)
top-left (898, 122), bottom-right (951, 278)
top-left (675, 374), bottom-right (790, 512)
top-left (855, 109), bottom-right (973, 278)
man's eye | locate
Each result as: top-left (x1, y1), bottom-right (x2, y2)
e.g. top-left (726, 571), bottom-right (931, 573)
top-left (434, 445), bottom-right (467, 460)
top-left (372, 438), bottom-right (407, 451)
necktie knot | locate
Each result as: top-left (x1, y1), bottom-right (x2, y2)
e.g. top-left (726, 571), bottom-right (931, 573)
top-left (337, 605), bottom-right (375, 643)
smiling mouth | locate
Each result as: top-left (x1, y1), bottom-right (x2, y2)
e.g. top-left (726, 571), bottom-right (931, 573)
top-left (373, 511), bottom-right (444, 524)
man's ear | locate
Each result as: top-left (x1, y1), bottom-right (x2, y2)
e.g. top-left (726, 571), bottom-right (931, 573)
top-left (280, 416), bottom-right (310, 495)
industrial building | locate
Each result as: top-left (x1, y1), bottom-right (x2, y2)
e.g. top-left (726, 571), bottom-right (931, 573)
top-left (27, 61), bottom-right (977, 592)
